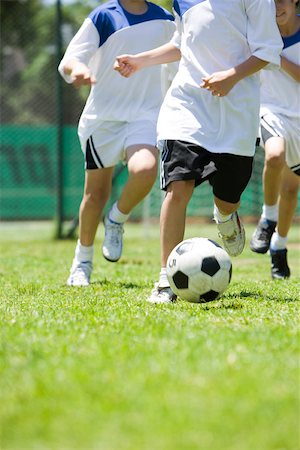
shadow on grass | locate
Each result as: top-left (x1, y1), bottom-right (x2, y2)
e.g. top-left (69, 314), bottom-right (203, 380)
top-left (76, 278), bottom-right (299, 304)
top-left (91, 278), bottom-right (148, 290)
top-left (199, 300), bottom-right (244, 311)
top-left (224, 290), bottom-right (298, 303)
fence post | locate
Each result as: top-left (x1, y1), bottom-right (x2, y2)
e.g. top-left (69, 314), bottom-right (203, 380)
top-left (55, 0), bottom-right (64, 238)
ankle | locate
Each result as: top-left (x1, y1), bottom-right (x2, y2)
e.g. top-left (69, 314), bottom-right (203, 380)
top-left (270, 232), bottom-right (287, 251)
top-left (75, 239), bottom-right (94, 262)
top-left (108, 202), bottom-right (130, 224)
top-left (214, 205), bottom-right (232, 223)
top-left (262, 204), bottom-right (278, 223)
top-left (159, 267), bottom-right (170, 287)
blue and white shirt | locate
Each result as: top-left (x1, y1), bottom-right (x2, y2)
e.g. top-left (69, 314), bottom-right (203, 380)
top-left (260, 24), bottom-right (300, 119)
top-left (58, 0), bottom-right (175, 145)
top-left (157, 0), bottom-right (283, 157)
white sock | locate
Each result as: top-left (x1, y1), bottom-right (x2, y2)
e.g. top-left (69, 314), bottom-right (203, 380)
top-left (213, 204), bottom-right (232, 223)
top-left (159, 267), bottom-right (170, 288)
top-left (74, 239), bottom-right (94, 263)
top-left (108, 202), bottom-right (130, 224)
top-left (270, 232), bottom-right (287, 251)
top-left (262, 204), bottom-right (278, 223)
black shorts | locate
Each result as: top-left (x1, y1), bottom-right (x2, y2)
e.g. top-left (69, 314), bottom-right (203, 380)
top-left (160, 140), bottom-right (253, 204)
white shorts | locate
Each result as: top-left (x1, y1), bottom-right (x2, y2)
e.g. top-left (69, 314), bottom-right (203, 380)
top-left (260, 113), bottom-right (300, 175)
top-left (82, 120), bottom-right (157, 169)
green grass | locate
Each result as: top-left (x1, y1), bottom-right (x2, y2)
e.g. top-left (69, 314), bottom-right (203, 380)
top-left (0, 222), bottom-right (299, 450)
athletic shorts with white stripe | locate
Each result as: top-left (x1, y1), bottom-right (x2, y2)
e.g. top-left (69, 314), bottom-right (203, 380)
top-left (160, 140), bottom-right (253, 204)
top-left (83, 119), bottom-right (157, 169)
top-left (260, 113), bottom-right (300, 176)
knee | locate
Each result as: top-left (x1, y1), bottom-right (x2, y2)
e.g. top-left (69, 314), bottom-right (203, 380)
top-left (82, 192), bottom-right (101, 213)
top-left (82, 188), bottom-right (109, 210)
top-left (265, 152), bottom-right (285, 171)
top-left (167, 181), bottom-right (194, 205)
top-left (280, 182), bottom-right (299, 199)
top-left (130, 160), bottom-right (158, 184)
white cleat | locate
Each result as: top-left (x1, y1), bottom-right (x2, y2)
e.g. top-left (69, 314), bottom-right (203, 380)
top-left (216, 211), bottom-right (245, 257)
top-left (67, 260), bottom-right (92, 286)
top-left (147, 283), bottom-right (177, 304)
top-left (102, 216), bottom-right (124, 262)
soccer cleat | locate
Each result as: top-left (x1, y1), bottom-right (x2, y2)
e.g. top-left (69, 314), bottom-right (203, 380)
top-left (250, 218), bottom-right (277, 254)
top-left (216, 211), bottom-right (245, 257)
top-left (147, 283), bottom-right (177, 304)
top-left (67, 260), bottom-right (92, 286)
top-left (270, 248), bottom-right (290, 280)
top-left (102, 215), bottom-right (124, 262)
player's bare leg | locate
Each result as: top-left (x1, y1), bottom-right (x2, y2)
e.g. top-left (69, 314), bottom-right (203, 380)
top-left (119, 144), bottom-right (158, 213)
top-left (68, 167), bottom-right (113, 286)
top-left (148, 180), bottom-right (194, 304)
top-left (160, 180), bottom-right (195, 266)
top-left (277, 166), bottom-right (299, 238)
top-left (103, 145), bottom-right (158, 262)
top-left (270, 165), bottom-right (299, 280)
top-left (250, 137), bottom-right (285, 253)
top-left (263, 137), bottom-right (285, 206)
top-left (80, 168), bottom-right (114, 245)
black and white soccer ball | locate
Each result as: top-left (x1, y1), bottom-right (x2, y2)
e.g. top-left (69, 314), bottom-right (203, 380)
top-left (166, 237), bottom-right (232, 303)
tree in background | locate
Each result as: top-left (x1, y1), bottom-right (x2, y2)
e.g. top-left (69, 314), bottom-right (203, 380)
top-left (0, 0), bottom-right (172, 126)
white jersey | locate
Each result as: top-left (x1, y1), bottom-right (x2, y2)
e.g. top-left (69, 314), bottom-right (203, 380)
top-left (260, 25), bottom-right (300, 119)
top-left (58, 0), bottom-right (175, 146)
top-left (157, 0), bottom-right (283, 157)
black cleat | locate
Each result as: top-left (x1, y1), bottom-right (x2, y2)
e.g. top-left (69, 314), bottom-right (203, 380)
top-left (270, 249), bottom-right (290, 280)
top-left (250, 218), bottom-right (277, 254)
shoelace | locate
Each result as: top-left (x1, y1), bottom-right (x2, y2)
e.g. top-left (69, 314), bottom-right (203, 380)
top-left (218, 216), bottom-right (239, 240)
top-left (224, 232), bottom-right (237, 241)
top-left (106, 223), bottom-right (123, 245)
top-left (72, 262), bottom-right (91, 280)
top-left (154, 286), bottom-right (176, 299)
top-left (218, 230), bottom-right (237, 241)
top-left (257, 227), bottom-right (272, 240)
top-left (151, 285), bottom-right (165, 294)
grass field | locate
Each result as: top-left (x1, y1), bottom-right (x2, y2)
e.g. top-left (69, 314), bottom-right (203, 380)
top-left (0, 221), bottom-right (299, 450)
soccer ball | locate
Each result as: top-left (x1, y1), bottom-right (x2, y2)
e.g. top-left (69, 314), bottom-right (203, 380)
top-left (166, 237), bottom-right (232, 303)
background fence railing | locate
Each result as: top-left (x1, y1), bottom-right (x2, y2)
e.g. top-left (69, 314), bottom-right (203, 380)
top-left (1, 0), bottom-right (299, 236)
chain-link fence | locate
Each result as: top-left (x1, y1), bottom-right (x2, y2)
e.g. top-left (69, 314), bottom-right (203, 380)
top-left (1, 0), bottom-right (299, 236)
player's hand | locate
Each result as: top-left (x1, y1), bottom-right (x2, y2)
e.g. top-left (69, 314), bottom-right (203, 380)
top-left (70, 62), bottom-right (96, 88)
top-left (200, 69), bottom-right (237, 97)
top-left (114, 54), bottom-right (140, 78)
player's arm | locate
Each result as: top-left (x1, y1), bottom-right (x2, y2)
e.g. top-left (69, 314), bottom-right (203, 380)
top-left (202, 0), bottom-right (282, 97)
top-left (201, 56), bottom-right (269, 97)
top-left (114, 43), bottom-right (181, 78)
top-left (280, 56), bottom-right (300, 83)
top-left (58, 18), bottom-right (99, 87)
top-left (62, 58), bottom-right (96, 88)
